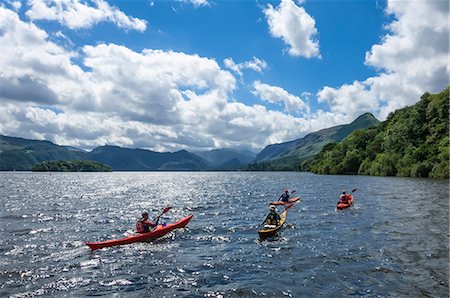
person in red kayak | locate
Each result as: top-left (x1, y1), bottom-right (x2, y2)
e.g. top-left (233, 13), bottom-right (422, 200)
top-left (264, 205), bottom-right (281, 226)
top-left (338, 191), bottom-right (350, 204)
top-left (136, 212), bottom-right (158, 233)
top-left (278, 189), bottom-right (290, 203)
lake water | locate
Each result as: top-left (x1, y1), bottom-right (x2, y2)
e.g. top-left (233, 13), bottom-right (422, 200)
top-left (0, 172), bottom-right (448, 297)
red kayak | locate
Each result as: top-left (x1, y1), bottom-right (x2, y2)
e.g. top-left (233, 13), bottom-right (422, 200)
top-left (336, 195), bottom-right (353, 210)
top-left (270, 196), bottom-right (301, 205)
top-left (86, 215), bottom-right (193, 250)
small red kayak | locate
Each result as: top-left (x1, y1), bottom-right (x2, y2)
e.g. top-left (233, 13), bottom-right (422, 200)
top-left (86, 215), bottom-right (193, 250)
top-left (336, 196), bottom-right (353, 210)
top-left (270, 196), bottom-right (301, 205)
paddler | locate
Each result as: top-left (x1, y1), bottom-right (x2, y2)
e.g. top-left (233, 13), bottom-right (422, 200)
top-left (278, 189), bottom-right (290, 203)
top-left (338, 191), bottom-right (350, 204)
top-left (136, 212), bottom-right (158, 233)
top-left (264, 205), bottom-right (281, 226)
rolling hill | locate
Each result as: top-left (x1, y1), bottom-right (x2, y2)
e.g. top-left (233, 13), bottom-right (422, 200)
top-left (251, 113), bottom-right (380, 170)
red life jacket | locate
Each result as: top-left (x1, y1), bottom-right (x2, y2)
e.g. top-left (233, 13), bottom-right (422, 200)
top-left (136, 219), bottom-right (155, 233)
top-left (339, 194), bottom-right (348, 203)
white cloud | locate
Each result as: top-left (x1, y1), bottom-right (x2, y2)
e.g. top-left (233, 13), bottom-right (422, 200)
top-left (224, 57), bottom-right (268, 77)
top-left (252, 81), bottom-right (309, 114)
top-left (179, 0), bottom-right (210, 7)
top-left (1, 6), bottom-right (322, 152)
top-left (317, 0), bottom-right (449, 120)
top-left (25, 0), bottom-right (147, 31)
top-left (3, 0), bottom-right (22, 11)
top-left (263, 0), bottom-right (320, 58)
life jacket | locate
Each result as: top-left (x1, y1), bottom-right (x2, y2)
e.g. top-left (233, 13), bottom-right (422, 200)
top-left (339, 194), bottom-right (348, 203)
top-left (266, 212), bottom-right (280, 225)
top-left (136, 220), bottom-right (149, 233)
top-left (280, 193), bottom-right (290, 202)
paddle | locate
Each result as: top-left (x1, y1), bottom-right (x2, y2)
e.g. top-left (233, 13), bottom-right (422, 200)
top-left (154, 206), bottom-right (172, 223)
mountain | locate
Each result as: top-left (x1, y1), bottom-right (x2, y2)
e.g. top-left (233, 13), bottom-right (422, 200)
top-left (89, 146), bottom-right (209, 171)
top-left (0, 136), bottom-right (209, 171)
top-left (0, 135), bottom-right (89, 171)
top-left (254, 113), bottom-right (380, 165)
top-left (309, 88), bottom-right (449, 178)
top-left (0, 113), bottom-right (380, 172)
top-left (193, 148), bottom-right (256, 170)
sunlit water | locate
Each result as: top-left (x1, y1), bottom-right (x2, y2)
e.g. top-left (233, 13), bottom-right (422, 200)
top-left (0, 172), bottom-right (448, 297)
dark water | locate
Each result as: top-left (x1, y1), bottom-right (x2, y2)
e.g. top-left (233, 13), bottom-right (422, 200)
top-left (0, 172), bottom-right (448, 297)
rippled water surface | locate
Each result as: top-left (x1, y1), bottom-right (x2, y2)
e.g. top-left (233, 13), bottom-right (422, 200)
top-left (0, 172), bottom-right (448, 297)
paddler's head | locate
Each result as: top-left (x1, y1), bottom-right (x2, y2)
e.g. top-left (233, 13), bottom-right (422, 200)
top-left (270, 205), bottom-right (276, 212)
top-left (142, 212), bottom-right (149, 219)
top-left (342, 191), bottom-right (346, 194)
top-left (284, 189), bottom-right (288, 193)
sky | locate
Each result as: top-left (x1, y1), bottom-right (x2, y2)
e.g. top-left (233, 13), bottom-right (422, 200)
top-left (0, 0), bottom-right (448, 152)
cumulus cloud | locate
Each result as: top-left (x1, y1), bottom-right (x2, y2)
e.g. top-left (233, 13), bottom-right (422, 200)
top-left (25, 0), bottom-right (147, 31)
top-left (263, 0), bottom-right (320, 58)
top-left (252, 81), bottom-right (309, 114)
top-left (318, 0), bottom-right (449, 120)
top-left (224, 57), bottom-right (268, 77)
top-left (0, 6), bottom-right (321, 152)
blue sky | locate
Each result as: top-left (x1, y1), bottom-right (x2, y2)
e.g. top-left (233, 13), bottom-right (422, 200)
top-left (0, 0), bottom-right (448, 152)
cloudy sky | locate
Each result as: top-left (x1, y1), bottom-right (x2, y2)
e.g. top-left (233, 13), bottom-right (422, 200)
top-left (0, 0), bottom-right (448, 152)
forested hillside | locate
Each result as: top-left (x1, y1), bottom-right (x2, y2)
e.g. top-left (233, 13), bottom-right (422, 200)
top-left (309, 88), bottom-right (449, 178)
top-left (248, 113), bottom-right (380, 171)
top-left (32, 160), bottom-right (112, 172)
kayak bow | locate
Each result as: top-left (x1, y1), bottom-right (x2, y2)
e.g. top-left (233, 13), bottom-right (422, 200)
top-left (86, 214), bottom-right (193, 250)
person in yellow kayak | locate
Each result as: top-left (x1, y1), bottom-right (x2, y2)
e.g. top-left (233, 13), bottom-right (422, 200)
top-left (264, 205), bottom-right (281, 227)
top-left (278, 189), bottom-right (290, 203)
top-left (136, 212), bottom-right (158, 233)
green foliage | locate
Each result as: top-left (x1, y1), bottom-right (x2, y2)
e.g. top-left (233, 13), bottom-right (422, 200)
top-left (309, 87), bottom-right (449, 178)
top-left (32, 160), bottom-right (112, 172)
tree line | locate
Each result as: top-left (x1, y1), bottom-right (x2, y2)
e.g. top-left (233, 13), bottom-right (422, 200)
top-left (308, 87), bottom-right (449, 178)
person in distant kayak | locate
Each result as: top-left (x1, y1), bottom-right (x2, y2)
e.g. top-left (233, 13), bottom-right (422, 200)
top-left (278, 189), bottom-right (290, 203)
top-left (339, 191), bottom-right (350, 204)
top-left (136, 212), bottom-right (158, 233)
top-left (265, 205), bottom-right (281, 226)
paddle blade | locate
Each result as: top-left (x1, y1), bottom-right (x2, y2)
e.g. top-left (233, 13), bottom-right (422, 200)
top-left (351, 188), bottom-right (358, 193)
top-left (290, 190), bottom-right (296, 194)
top-left (162, 206), bottom-right (172, 213)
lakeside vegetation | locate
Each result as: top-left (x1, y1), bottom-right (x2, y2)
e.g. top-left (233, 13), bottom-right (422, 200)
top-left (309, 88), bottom-right (449, 178)
top-left (32, 160), bottom-right (112, 172)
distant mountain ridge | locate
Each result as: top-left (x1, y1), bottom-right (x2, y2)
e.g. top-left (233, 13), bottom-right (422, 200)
top-left (194, 148), bottom-right (256, 170)
top-left (0, 136), bottom-right (254, 171)
top-left (254, 113), bottom-right (380, 164)
top-left (0, 113), bottom-right (379, 171)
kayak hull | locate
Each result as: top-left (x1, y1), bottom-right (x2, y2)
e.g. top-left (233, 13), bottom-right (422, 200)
top-left (86, 215), bottom-right (193, 250)
top-left (270, 196), bottom-right (300, 205)
top-left (337, 196), bottom-right (353, 210)
top-left (258, 210), bottom-right (287, 238)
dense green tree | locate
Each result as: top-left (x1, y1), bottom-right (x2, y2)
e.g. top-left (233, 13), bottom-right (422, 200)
top-left (309, 87), bottom-right (449, 178)
top-left (32, 160), bottom-right (112, 172)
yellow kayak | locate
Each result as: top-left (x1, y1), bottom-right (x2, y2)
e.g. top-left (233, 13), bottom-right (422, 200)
top-left (258, 209), bottom-right (287, 238)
